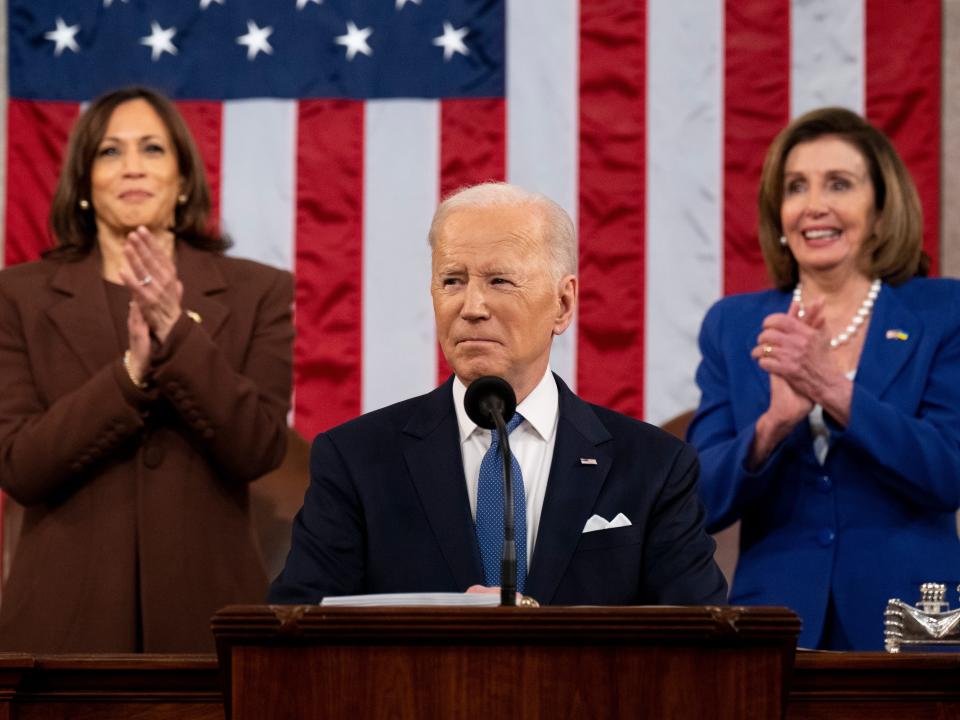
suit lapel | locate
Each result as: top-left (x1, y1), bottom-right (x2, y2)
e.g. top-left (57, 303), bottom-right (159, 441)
top-left (46, 250), bottom-right (121, 376)
top-left (525, 377), bottom-right (612, 604)
top-left (402, 379), bottom-right (485, 590)
top-left (855, 283), bottom-right (922, 398)
top-left (175, 244), bottom-right (230, 339)
top-left (45, 244), bottom-right (232, 378)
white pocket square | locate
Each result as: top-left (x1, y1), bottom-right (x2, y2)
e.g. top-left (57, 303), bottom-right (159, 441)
top-left (582, 513), bottom-right (632, 533)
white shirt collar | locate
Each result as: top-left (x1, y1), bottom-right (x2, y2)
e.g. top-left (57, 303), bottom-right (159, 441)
top-left (452, 368), bottom-right (559, 444)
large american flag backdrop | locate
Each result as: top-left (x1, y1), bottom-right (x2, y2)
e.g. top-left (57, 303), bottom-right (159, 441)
top-left (0, 0), bottom-right (942, 558)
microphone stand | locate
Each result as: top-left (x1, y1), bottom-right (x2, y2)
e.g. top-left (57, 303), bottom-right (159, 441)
top-left (485, 400), bottom-right (517, 607)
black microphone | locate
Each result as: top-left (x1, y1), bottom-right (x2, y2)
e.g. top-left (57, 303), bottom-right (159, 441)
top-left (463, 376), bottom-right (519, 607)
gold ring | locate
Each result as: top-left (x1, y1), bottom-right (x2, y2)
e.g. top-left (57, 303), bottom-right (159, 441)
top-left (762, 343), bottom-right (773, 357)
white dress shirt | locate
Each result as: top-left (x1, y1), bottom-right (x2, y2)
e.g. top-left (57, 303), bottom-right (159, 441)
top-left (452, 368), bottom-right (559, 567)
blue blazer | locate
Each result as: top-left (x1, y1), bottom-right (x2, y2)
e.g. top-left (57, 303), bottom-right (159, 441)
top-left (688, 278), bottom-right (960, 649)
top-left (270, 375), bottom-right (726, 606)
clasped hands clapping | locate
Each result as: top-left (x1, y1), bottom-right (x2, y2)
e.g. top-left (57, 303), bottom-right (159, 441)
top-left (749, 301), bottom-right (854, 465)
top-left (118, 226), bottom-right (184, 386)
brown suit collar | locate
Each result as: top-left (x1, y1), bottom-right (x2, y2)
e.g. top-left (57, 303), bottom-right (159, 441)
top-left (45, 242), bottom-right (231, 375)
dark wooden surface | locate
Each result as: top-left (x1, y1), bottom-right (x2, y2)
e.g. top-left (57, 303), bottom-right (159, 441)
top-left (0, 656), bottom-right (32, 720)
top-left (3, 617), bottom-right (959, 719)
top-left (214, 605), bottom-right (800, 720)
top-left (212, 603), bottom-right (801, 642)
top-left (789, 650), bottom-right (960, 719)
top-left (0, 653), bottom-right (222, 720)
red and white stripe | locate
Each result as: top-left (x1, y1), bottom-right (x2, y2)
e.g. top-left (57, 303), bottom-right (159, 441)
top-left (0, 0), bottom-right (942, 442)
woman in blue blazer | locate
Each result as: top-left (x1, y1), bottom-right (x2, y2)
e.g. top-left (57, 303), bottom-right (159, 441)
top-left (688, 107), bottom-right (960, 650)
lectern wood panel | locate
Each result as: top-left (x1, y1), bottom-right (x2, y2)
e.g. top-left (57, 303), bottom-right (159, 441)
top-left (789, 651), bottom-right (960, 719)
top-left (0, 654), bottom-right (222, 720)
top-left (214, 605), bottom-right (801, 720)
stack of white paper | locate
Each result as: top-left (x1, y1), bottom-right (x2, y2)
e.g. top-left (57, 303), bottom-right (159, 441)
top-left (320, 592), bottom-right (501, 607)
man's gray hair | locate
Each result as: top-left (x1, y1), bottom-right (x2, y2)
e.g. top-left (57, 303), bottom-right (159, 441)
top-left (428, 182), bottom-right (578, 280)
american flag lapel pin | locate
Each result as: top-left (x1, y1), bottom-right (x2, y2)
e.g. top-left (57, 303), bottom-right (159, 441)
top-left (580, 458), bottom-right (598, 465)
top-left (885, 329), bottom-right (909, 341)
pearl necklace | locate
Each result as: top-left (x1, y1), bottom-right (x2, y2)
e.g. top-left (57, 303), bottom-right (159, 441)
top-left (792, 278), bottom-right (881, 349)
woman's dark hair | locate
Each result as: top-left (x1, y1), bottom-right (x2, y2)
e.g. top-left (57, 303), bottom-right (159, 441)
top-left (47, 85), bottom-right (229, 259)
top-left (758, 106), bottom-right (928, 290)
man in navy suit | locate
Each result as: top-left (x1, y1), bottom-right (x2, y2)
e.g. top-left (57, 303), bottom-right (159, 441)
top-left (270, 183), bottom-right (726, 606)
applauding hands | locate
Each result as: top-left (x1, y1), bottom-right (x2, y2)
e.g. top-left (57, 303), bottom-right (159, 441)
top-left (118, 226), bottom-right (183, 386)
top-left (749, 299), bottom-right (855, 467)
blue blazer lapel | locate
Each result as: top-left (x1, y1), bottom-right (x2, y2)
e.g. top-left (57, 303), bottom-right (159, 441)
top-left (525, 376), bottom-right (612, 604)
top-left (402, 377), bottom-right (485, 590)
top-left (855, 284), bottom-right (922, 398)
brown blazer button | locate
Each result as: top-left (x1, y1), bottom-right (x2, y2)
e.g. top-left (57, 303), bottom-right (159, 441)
top-left (202, 428), bottom-right (215, 439)
top-left (143, 441), bottom-right (165, 468)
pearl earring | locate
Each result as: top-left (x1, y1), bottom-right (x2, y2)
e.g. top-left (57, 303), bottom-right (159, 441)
top-left (78, 199), bottom-right (90, 210)
top-left (177, 193), bottom-right (188, 205)
top-left (779, 235), bottom-right (788, 247)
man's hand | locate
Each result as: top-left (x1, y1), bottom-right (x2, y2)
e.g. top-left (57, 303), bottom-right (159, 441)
top-left (465, 584), bottom-right (523, 602)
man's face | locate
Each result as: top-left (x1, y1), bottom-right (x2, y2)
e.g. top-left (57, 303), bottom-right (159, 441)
top-left (431, 203), bottom-right (576, 401)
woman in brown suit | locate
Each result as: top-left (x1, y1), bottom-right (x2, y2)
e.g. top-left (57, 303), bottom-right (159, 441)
top-left (0, 87), bottom-right (293, 652)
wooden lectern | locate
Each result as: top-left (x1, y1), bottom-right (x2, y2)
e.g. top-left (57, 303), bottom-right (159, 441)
top-left (213, 604), bottom-right (800, 719)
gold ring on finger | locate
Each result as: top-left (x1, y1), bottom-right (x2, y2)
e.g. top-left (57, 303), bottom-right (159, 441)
top-left (762, 343), bottom-right (773, 357)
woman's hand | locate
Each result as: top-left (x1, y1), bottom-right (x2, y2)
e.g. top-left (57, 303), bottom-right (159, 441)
top-left (752, 301), bottom-right (821, 419)
top-left (125, 301), bottom-right (151, 387)
top-left (748, 301), bottom-right (820, 467)
top-left (767, 371), bottom-right (814, 430)
top-left (119, 226), bottom-right (183, 343)
top-left (754, 299), bottom-right (853, 425)
top-left (746, 299), bottom-right (855, 467)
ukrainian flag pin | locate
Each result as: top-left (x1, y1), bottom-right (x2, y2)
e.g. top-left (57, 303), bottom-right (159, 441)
top-left (885, 329), bottom-right (909, 341)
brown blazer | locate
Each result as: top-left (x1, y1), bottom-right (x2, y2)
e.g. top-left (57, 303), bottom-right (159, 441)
top-left (0, 243), bottom-right (293, 652)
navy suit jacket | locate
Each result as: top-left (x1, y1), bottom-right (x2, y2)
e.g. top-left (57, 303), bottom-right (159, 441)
top-left (270, 375), bottom-right (727, 606)
top-left (688, 278), bottom-right (960, 649)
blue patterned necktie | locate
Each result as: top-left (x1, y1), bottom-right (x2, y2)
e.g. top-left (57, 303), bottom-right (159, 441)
top-left (475, 412), bottom-right (526, 592)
